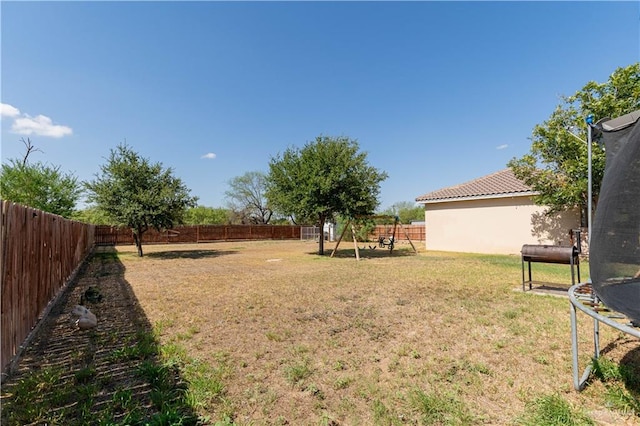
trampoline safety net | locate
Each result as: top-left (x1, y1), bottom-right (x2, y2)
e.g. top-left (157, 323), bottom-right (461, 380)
top-left (590, 110), bottom-right (640, 323)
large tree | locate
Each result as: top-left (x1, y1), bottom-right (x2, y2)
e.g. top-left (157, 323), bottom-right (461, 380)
top-left (266, 135), bottom-right (388, 255)
top-left (509, 63), bottom-right (640, 219)
top-left (225, 171), bottom-right (273, 224)
top-left (0, 138), bottom-right (82, 218)
top-left (85, 143), bottom-right (197, 256)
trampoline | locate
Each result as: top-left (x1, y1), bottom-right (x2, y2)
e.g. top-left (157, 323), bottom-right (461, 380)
top-left (570, 109), bottom-right (640, 390)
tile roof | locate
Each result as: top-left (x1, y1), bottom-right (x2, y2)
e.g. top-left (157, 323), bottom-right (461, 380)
top-left (415, 168), bottom-right (534, 203)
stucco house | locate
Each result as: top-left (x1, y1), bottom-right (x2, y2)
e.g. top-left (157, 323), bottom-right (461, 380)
top-left (415, 168), bottom-right (581, 255)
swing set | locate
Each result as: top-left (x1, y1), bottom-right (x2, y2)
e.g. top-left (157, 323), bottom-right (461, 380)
top-left (330, 215), bottom-right (417, 260)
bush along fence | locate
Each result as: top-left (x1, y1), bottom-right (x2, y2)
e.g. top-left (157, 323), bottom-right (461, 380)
top-left (1, 201), bottom-right (95, 378)
top-left (94, 224), bottom-right (302, 245)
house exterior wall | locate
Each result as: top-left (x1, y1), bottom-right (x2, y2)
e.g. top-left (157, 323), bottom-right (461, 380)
top-left (423, 195), bottom-right (580, 255)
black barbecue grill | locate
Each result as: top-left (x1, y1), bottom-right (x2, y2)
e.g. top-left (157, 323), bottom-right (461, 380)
top-left (521, 243), bottom-right (581, 291)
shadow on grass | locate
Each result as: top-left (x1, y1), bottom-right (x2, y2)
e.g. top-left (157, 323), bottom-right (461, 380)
top-left (619, 344), bottom-right (640, 398)
top-left (146, 249), bottom-right (238, 260)
top-left (523, 282), bottom-right (572, 298)
top-left (323, 246), bottom-right (418, 259)
top-left (0, 246), bottom-right (205, 425)
top-left (597, 336), bottom-right (640, 412)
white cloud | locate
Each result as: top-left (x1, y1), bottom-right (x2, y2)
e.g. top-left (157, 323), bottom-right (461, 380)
top-left (2, 104), bottom-right (73, 138)
top-left (201, 152), bottom-right (217, 159)
top-left (1, 103), bottom-right (20, 117)
top-left (12, 114), bottom-right (73, 138)
top-left (496, 144), bottom-right (508, 150)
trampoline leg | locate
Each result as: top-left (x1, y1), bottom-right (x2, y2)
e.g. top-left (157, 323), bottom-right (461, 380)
top-left (571, 301), bottom-right (581, 390)
top-left (571, 303), bottom-right (600, 392)
top-left (571, 301), bottom-right (593, 391)
top-left (594, 318), bottom-right (600, 360)
top-left (592, 292), bottom-right (601, 361)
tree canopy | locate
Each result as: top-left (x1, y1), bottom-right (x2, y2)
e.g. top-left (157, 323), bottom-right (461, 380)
top-left (509, 63), bottom-right (640, 218)
top-left (85, 143), bottom-right (197, 256)
top-left (0, 138), bottom-right (82, 218)
top-left (182, 206), bottom-right (229, 225)
top-left (266, 135), bottom-right (388, 255)
top-left (379, 201), bottom-right (424, 224)
top-left (225, 171), bottom-right (273, 224)
top-left (71, 207), bottom-right (114, 225)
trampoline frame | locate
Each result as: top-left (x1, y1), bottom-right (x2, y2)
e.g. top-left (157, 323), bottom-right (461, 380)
top-left (568, 112), bottom-right (640, 391)
top-left (569, 282), bottom-right (640, 391)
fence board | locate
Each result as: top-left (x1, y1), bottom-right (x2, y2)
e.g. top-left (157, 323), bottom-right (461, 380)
top-left (1, 201), bottom-right (95, 377)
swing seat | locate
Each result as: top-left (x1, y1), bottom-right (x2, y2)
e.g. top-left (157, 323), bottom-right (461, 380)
top-left (378, 236), bottom-right (394, 249)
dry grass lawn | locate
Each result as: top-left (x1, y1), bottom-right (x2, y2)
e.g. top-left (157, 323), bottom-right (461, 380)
top-left (3, 240), bottom-right (639, 426)
top-left (111, 240), bottom-right (638, 425)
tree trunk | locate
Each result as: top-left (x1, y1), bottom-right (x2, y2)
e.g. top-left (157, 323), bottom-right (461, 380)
top-left (133, 228), bottom-right (144, 257)
top-left (318, 214), bottom-right (325, 255)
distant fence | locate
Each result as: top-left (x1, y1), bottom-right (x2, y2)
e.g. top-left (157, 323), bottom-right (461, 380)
top-left (95, 224), bottom-right (301, 245)
top-left (301, 224), bottom-right (426, 243)
top-left (94, 224), bottom-right (424, 245)
top-left (370, 224), bottom-right (425, 242)
top-left (1, 201), bottom-right (95, 377)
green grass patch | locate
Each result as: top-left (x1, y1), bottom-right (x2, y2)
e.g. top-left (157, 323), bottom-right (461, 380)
top-left (74, 366), bottom-right (97, 384)
top-left (284, 359), bottom-right (313, 387)
top-left (517, 393), bottom-right (595, 426)
top-left (593, 357), bottom-right (640, 416)
top-left (372, 398), bottom-right (403, 425)
top-left (409, 389), bottom-right (476, 425)
top-left (266, 331), bottom-right (285, 342)
top-left (1, 330), bottom-right (207, 425)
top-left (108, 331), bottom-right (158, 362)
top-left (183, 357), bottom-right (227, 410)
top-left (1, 366), bottom-right (104, 425)
top-left (92, 250), bottom-right (121, 261)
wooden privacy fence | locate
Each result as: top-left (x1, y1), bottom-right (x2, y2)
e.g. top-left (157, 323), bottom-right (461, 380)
top-left (95, 224), bottom-right (301, 245)
top-left (95, 224), bottom-right (424, 246)
top-left (370, 224), bottom-right (425, 242)
top-left (1, 201), bottom-right (95, 377)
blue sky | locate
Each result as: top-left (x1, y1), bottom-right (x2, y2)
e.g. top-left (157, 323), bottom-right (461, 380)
top-left (1, 1), bottom-right (639, 211)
